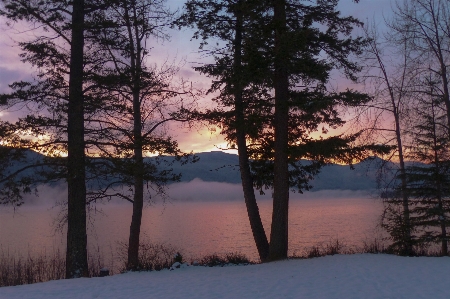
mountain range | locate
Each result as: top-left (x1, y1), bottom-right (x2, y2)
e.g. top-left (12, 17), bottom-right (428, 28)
top-left (2, 149), bottom-right (402, 192)
top-left (165, 151), bottom-right (388, 191)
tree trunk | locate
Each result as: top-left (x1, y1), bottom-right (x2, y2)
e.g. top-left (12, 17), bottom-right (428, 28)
top-left (369, 32), bottom-right (413, 255)
top-left (66, 0), bottom-right (88, 278)
top-left (436, 166), bottom-right (447, 256)
top-left (233, 2), bottom-right (270, 262)
top-left (429, 7), bottom-right (450, 138)
top-left (269, 0), bottom-right (290, 261)
top-left (394, 107), bottom-right (413, 255)
top-left (438, 63), bottom-right (450, 138)
top-left (431, 101), bottom-right (448, 255)
top-left (126, 4), bottom-right (145, 269)
top-left (127, 86), bottom-right (144, 268)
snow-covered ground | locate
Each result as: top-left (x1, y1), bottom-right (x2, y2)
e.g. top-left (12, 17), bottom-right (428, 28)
top-left (1, 254), bottom-right (449, 299)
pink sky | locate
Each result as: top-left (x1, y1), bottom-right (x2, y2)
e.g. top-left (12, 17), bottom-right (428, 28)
top-left (0, 0), bottom-right (394, 154)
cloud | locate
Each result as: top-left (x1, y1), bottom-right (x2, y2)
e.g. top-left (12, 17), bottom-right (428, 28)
top-left (0, 1), bottom-right (395, 154)
top-left (168, 124), bottom-right (231, 153)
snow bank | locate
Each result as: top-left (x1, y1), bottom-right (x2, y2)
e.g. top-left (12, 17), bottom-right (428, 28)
top-left (1, 254), bottom-right (448, 299)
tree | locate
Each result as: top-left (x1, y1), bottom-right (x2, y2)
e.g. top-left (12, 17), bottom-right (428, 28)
top-left (362, 23), bottom-right (415, 255)
top-left (404, 75), bottom-right (450, 255)
top-left (66, 0), bottom-right (88, 278)
top-left (179, 0), bottom-right (385, 261)
top-left (363, 0), bottom-right (450, 255)
top-left (269, 0), bottom-right (290, 261)
top-left (87, 0), bottom-right (197, 270)
top-left (178, 0), bottom-right (271, 261)
top-left (0, 0), bottom-right (116, 278)
top-left (389, 0), bottom-right (450, 137)
top-left (249, 0), bottom-right (383, 260)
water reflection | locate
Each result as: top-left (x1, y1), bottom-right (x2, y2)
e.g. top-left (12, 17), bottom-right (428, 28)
top-left (0, 191), bottom-right (383, 264)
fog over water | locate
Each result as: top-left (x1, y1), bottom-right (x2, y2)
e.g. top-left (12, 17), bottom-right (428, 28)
top-left (0, 179), bottom-right (384, 268)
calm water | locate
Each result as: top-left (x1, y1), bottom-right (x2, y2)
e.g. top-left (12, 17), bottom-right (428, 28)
top-left (0, 188), bottom-right (384, 266)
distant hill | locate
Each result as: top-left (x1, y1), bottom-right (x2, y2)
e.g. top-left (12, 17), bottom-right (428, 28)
top-left (1, 147), bottom-right (50, 179)
top-left (158, 152), bottom-right (397, 191)
top-left (158, 151), bottom-right (242, 184)
top-left (4, 149), bottom-right (406, 191)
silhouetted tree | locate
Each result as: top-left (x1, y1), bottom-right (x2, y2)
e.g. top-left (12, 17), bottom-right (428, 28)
top-left (362, 23), bottom-right (415, 255)
top-left (88, 0), bottom-right (197, 270)
top-left (389, 0), bottom-right (450, 137)
top-left (0, 0), bottom-right (119, 278)
top-left (178, 0), bottom-right (271, 261)
top-left (404, 76), bottom-right (450, 255)
top-left (179, 0), bottom-right (386, 261)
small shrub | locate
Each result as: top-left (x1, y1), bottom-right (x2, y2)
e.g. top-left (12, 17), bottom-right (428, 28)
top-left (225, 252), bottom-right (251, 265)
top-left (361, 239), bottom-right (388, 254)
top-left (200, 254), bottom-right (227, 267)
top-left (0, 247), bottom-right (115, 287)
top-left (325, 239), bottom-right (343, 256)
top-left (118, 240), bottom-right (178, 272)
top-left (173, 252), bottom-right (183, 264)
top-left (0, 249), bottom-right (65, 287)
top-left (88, 246), bottom-right (111, 277)
top-left (306, 246), bottom-right (324, 258)
top-left (294, 239), bottom-right (358, 259)
top-left (198, 252), bottom-right (252, 267)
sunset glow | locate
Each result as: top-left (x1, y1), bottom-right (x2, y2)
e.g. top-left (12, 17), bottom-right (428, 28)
top-left (0, 0), bottom-right (394, 155)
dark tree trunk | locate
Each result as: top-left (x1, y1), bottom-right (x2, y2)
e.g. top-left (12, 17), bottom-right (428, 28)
top-left (126, 4), bottom-right (144, 269)
top-left (66, 0), bottom-right (88, 278)
top-left (436, 168), bottom-right (447, 256)
top-left (370, 33), bottom-right (413, 255)
top-left (233, 2), bottom-right (270, 262)
top-left (431, 17), bottom-right (450, 138)
top-left (127, 86), bottom-right (144, 269)
top-left (269, 0), bottom-right (290, 261)
top-left (430, 102), bottom-right (448, 255)
top-left (394, 107), bottom-right (413, 255)
top-left (439, 63), bottom-right (450, 138)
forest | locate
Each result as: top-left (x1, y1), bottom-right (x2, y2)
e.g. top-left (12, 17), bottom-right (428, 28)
top-left (1, 0), bottom-right (450, 281)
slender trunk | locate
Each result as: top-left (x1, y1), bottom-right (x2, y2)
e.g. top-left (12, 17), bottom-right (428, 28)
top-left (369, 34), bottom-right (413, 255)
top-left (439, 64), bottom-right (450, 138)
top-left (126, 4), bottom-right (145, 270)
top-left (431, 3), bottom-right (449, 255)
top-left (438, 198), bottom-right (447, 255)
top-left (66, 0), bottom-right (88, 278)
top-left (233, 3), bottom-right (270, 262)
top-left (435, 162), bottom-right (447, 255)
top-left (429, 8), bottom-right (450, 138)
top-left (394, 106), bottom-right (412, 255)
top-left (269, 0), bottom-right (290, 261)
top-left (127, 85), bottom-right (144, 269)
top-left (431, 101), bottom-right (447, 255)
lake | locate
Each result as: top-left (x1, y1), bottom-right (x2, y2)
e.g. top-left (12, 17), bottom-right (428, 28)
top-left (0, 182), bottom-right (384, 269)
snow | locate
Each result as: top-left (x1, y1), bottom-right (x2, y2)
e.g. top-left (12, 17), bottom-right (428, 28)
top-left (1, 254), bottom-right (449, 299)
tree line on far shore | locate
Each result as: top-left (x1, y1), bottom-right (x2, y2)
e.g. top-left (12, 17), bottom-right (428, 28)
top-left (0, 0), bottom-right (449, 279)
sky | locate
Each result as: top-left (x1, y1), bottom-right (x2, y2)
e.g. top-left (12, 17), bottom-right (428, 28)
top-left (0, 0), bottom-right (395, 154)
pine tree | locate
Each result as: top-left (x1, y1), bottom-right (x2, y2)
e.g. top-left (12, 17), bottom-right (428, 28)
top-left (177, 0), bottom-right (271, 261)
top-left (404, 77), bottom-right (450, 255)
top-left (0, 0), bottom-right (121, 278)
top-left (179, 0), bottom-right (387, 261)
